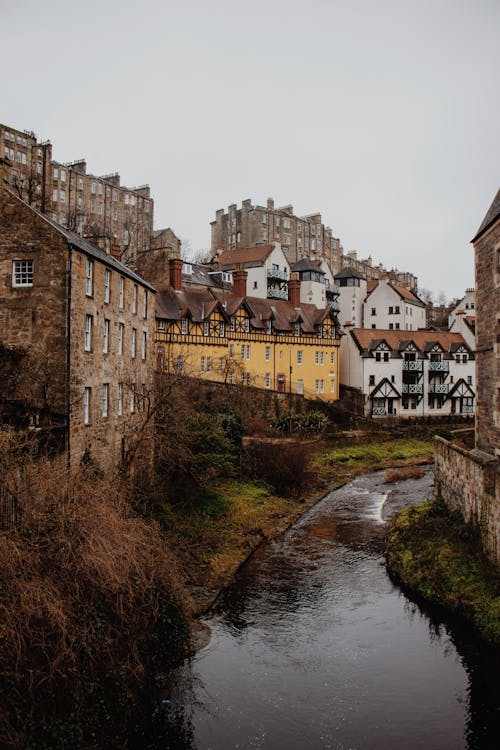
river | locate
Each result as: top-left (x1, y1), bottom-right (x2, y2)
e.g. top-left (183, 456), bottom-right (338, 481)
top-left (143, 467), bottom-right (500, 750)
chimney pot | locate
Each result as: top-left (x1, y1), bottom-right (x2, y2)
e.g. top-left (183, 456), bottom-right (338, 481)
top-left (232, 267), bottom-right (248, 297)
top-left (169, 258), bottom-right (183, 290)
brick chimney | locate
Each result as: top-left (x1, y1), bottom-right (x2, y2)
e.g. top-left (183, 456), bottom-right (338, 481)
top-left (110, 238), bottom-right (121, 259)
top-left (288, 274), bottom-right (301, 306)
top-left (232, 266), bottom-right (248, 297)
top-left (169, 258), bottom-right (183, 290)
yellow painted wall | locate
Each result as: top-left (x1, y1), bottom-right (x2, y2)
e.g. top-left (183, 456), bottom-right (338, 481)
top-left (155, 307), bottom-right (340, 401)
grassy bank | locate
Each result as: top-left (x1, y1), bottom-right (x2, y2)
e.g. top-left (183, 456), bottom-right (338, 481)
top-left (386, 500), bottom-right (500, 646)
top-left (162, 437), bottom-right (434, 611)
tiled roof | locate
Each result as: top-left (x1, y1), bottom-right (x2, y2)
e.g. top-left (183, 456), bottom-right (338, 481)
top-left (350, 328), bottom-right (468, 353)
top-left (291, 258), bottom-right (324, 273)
top-left (335, 268), bottom-right (366, 280)
top-left (214, 245), bottom-right (275, 267)
top-left (155, 285), bottom-right (337, 335)
top-left (472, 188), bottom-right (500, 242)
top-left (365, 279), bottom-right (424, 306)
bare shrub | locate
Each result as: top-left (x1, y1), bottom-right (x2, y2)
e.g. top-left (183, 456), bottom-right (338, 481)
top-left (384, 467), bottom-right (425, 484)
top-left (0, 454), bottom-right (190, 747)
top-left (245, 441), bottom-right (311, 497)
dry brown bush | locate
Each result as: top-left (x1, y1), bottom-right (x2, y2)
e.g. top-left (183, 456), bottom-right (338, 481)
top-left (0, 452), bottom-right (190, 747)
top-left (384, 467), bottom-right (425, 484)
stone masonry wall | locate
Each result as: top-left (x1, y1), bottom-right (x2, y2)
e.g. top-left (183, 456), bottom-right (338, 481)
top-left (434, 437), bottom-right (500, 564)
top-left (474, 219), bottom-right (500, 454)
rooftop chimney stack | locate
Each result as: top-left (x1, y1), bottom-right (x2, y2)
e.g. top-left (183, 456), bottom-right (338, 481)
top-left (288, 273), bottom-right (301, 306)
top-left (169, 258), bottom-right (183, 291)
top-left (232, 265), bottom-right (248, 297)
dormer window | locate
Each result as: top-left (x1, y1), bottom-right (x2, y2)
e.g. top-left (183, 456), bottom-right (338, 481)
top-left (244, 318), bottom-right (250, 333)
top-left (266, 320), bottom-right (272, 334)
top-left (230, 316), bottom-right (236, 332)
top-left (181, 318), bottom-right (189, 334)
top-left (430, 352), bottom-right (441, 362)
top-left (203, 321), bottom-right (210, 336)
top-left (294, 322), bottom-right (300, 337)
top-left (404, 352), bottom-right (416, 362)
top-left (317, 325), bottom-right (323, 339)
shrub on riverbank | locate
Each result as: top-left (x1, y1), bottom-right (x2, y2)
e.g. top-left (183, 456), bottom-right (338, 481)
top-left (384, 467), bottom-right (425, 483)
top-left (386, 500), bottom-right (500, 646)
top-left (0, 456), bottom-right (191, 748)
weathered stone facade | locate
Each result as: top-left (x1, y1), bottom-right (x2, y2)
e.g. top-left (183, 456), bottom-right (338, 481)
top-left (0, 176), bottom-right (155, 472)
top-left (434, 189), bottom-right (500, 564)
top-left (136, 227), bottom-right (181, 285)
top-left (435, 438), bottom-right (500, 563)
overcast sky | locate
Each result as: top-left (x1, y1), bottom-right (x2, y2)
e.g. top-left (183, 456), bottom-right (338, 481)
top-left (1, 0), bottom-right (498, 299)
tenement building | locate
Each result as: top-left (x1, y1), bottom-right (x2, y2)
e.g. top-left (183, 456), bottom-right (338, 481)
top-left (434, 189), bottom-right (500, 564)
top-left (211, 197), bottom-right (343, 272)
top-left (0, 173), bottom-right (155, 472)
top-left (155, 260), bottom-right (341, 400)
top-left (0, 122), bottom-right (161, 270)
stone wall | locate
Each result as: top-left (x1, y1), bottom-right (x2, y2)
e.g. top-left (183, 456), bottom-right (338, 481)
top-left (474, 219), bottom-right (500, 454)
top-left (434, 437), bottom-right (500, 564)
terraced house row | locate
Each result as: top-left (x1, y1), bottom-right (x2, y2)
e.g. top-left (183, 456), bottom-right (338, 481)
top-left (155, 260), bottom-right (341, 400)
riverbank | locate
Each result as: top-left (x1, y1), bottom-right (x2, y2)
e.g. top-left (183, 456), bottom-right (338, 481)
top-left (386, 499), bottom-right (500, 646)
top-left (164, 436), bottom-right (434, 613)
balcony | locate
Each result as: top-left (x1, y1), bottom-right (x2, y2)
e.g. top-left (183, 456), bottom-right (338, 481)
top-left (325, 283), bottom-right (340, 296)
top-left (402, 360), bottom-right (423, 371)
top-left (327, 299), bottom-right (340, 312)
top-left (429, 361), bottom-right (449, 372)
top-left (267, 267), bottom-right (288, 281)
top-left (429, 383), bottom-right (449, 394)
top-left (267, 286), bottom-right (287, 300)
top-left (371, 407), bottom-right (387, 416)
top-left (402, 383), bottom-right (423, 394)
top-left (462, 405), bottom-right (474, 414)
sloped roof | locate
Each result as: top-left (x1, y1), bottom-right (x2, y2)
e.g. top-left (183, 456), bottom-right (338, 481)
top-left (214, 245), bottom-right (275, 268)
top-left (365, 279), bottom-right (424, 306)
top-left (155, 286), bottom-right (220, 322)
top-left (335, 268), bottom-right (366, 280)
top-left (291, 258), bottom-right (324, 273)
top-left (472, 188), bottom-right (500, 242)
top-left (8, 189), bottom-right (155, 291)
top-left (350, 328), bottom-right (467, 353)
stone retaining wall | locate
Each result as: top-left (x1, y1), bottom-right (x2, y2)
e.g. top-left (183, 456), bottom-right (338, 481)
top-left (434, 436), bottom-right (500, 564)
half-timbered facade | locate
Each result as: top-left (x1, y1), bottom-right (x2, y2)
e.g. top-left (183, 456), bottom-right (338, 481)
top-left (155, 262), bottom-right (341, 400)
top-left (343, 328), bottom-right (475, 417)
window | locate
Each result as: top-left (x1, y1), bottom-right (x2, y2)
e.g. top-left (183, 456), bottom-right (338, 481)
top-left (371, 307), bottom-right (376, 316)
top-left (143, 291), bottom-right (148, 319)
top-left (84, 315), bottom-right (93, 351)
top-left (294, 322), bottom-right (300, 337)
top-left (330, 351), bottom-right (335, 365)
top-left (297, 379), bottom-right (304, 395)
top-left (389, 323), bottom-right (394, 330)
top-left (229, 344), bottom-right (235, 357)
top-left (230, 316), bottom-right (236, 332)
top-left (181, 318), bottom-right (189, 334)
top-left (85, 259), bottom-right (93, 296)
top-left (103, 319), bottom-right (110, 353)
top-left (219, 357), bottom-right (224, 371)
top-left (395, 306), bottom-right (400, 314)
top-left (60, 170), bottom-right (66, 183)
top-left (388, 306), bottom-right (393, 314)
top-left (104, 269), bottom-right (111, 303)
top-left (315, 379), bottom-right (325, 394)
top-left (241, 345), bottom-right (250, 360)
top-left (118, 323), bottom-right (124, 355)
top-left (206, 356), bottom-right (212, 372)
top-left (53, 167), bottom-right (58, 180)
top-left (265, 346), bottom-right (271, 361)
top-left (317, 325), bottom-right (323, 339)
top-left (315, 351), bottom-right (325, 365)
top-left (369, 375), bottom-right (375, 386)
top-left (261, 212), bottom-right (267, 224)
top-left (219, 321), bottom-right (225, 337)
top-left (467, 375), bottom-right (472, 385)
top-left (83, 388), bottom-right (91, 425)
top-left (253, 281), bottom-right (258, 289)
top-left (141, 331), bottom-right (147, 360)
top-left (102, 384), bottom-right (109, 417)
top-left (52, 189), bottom-right (58, 203)
top-left (203, 321), bottom-right (210, 336)
top-left (130, 386), bottom-right (135, 414)
top-left (131, 328), bottom-right (137, 358)
top-left (91, 182), bottom-right (96, 194)
top-left (265, 373), bottom-right (271, 388)
top-left (12, 259), bottom-right (33, 287)
top-left (117, 383), bottom-right (123, 416)
top-left (244, 318), bottom-right (250, 333)
top-left (200, 356), bottom-right (206, 372)
top-left (119, 277), bottom-right (125, 308)
top-left (132, 284), bottom-right (138, 314)
top-left (297, 350), bottom-right (303, 364)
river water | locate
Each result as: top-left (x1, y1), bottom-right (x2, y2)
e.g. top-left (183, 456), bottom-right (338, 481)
top-left (147, 467), bottom-right (500, 750)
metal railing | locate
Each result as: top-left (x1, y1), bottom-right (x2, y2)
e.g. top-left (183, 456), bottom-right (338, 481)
top-left (429, 361), bottom-right (449, 371)
top-left (429, 383), bottom-right (449, 394)
top-left (267, 268), bottom-right (288, 281)
top-left (402, 361), bottom-right (423, 371)
top-left (267, 286), bottom-right (288, 300)
top-left (372, 407), bottom-right (387, 416)
top-left (402, 383), bottom-right (423, 394)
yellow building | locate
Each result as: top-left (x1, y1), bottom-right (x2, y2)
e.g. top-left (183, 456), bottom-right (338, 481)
top-left (154, 262), bottom-right (341, 401)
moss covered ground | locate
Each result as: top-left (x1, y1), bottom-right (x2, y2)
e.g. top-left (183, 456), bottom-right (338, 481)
top-left (386, 500), bottom-right (500, 646)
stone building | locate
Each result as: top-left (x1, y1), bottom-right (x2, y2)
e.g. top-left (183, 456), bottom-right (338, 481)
top-left (155, 260), bottom-right (341, 400)
top-left (340, 250), bottom-right (418, 291)
top-left (210, 197), bottom-right (343, 272)
top-left (0, 122), bottom-right (155, 268)
top-left (434, 188), bottom-right (500, 564)
top-left (0, 175), bottom-right (155, 472)
top-left (135, 227), bottom-right (181, 285)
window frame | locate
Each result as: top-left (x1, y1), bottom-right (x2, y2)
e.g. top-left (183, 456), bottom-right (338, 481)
top-left (12, 259), bottom-right (34, 287)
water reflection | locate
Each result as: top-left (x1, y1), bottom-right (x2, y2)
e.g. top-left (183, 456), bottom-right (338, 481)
top-left (140, 467), bottom-right (499, 750)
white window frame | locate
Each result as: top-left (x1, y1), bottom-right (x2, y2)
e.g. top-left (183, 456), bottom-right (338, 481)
top-left (132, 284), bottom-right (138, 314)
top-left (104, 269), bottom-right (111, 303)
top-left (143, 290), bottom-right (148, 319)
top-left (84, 315), bottom-right (92, 351)
top-left (12, 259), bottom-right (34, 287)
top-left (83, 387), bottom-right (91, 425)
top-left (102, 383), bottom-right (109, 417)
top-left (265, 373), bottom-right (271, 388)
top-left (131, 328), bottom-right (137, 358)
top-left (265, 346), bottom-right (271, 362)
top-left (297, 379), bottom-right (304, 395)
top-left (118, 323), bottom-right (124, 356)
top-left (103, 318), bottom-right (110, 353)
top-left (141, 331), bottom-right (147, 360)
top-left (119, 276), bottom-right (125, 309)
top-left (117, 383), bottom-right (123, 416)
top-left (85, 258), bottom-right (93, 297)
top-left (297, 350), bottom-right (303, 365)
top-left (181, 318), bottom-right (189, 334)
top-left (203, 321), bottom-right (210, 336)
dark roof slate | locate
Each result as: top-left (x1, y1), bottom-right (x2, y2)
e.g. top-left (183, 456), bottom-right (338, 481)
top-left (472, 188), bottom-right (500, 242)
